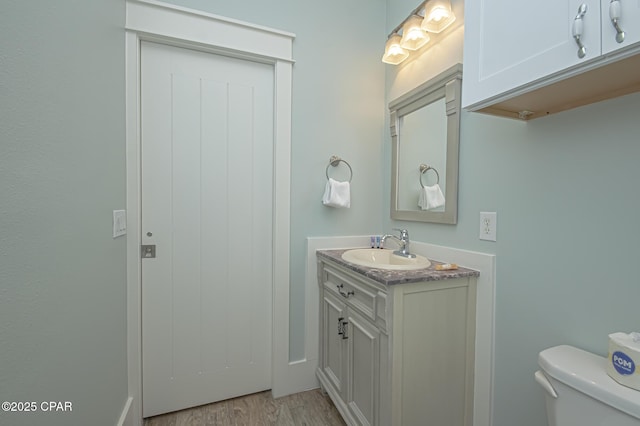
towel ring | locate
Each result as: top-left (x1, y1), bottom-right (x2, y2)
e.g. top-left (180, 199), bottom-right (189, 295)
top-left (419, 164), bottom-right (440, 188)
top-left (326, 155), bottom-right (353, 183)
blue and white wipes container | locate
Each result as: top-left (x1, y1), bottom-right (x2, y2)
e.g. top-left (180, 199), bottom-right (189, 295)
top-left (607, 332), bottom-right (640, 391)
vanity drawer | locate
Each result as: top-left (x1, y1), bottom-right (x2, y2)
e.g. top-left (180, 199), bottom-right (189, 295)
top-left (323, 266), bottom-right (378, 322)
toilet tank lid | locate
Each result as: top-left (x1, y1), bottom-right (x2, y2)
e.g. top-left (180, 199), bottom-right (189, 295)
top-left (538, 345), bottom-right (640, 420)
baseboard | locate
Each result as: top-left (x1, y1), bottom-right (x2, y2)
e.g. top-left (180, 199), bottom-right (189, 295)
top-left (116, 397), bottom-right (134, 426)
top-left (271, 358), bottom-right (320, 398)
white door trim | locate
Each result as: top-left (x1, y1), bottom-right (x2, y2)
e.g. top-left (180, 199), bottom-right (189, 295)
top-left (125, 1), bottom-right (294, 423)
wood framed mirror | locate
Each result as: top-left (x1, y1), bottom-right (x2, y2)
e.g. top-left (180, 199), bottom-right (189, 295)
top-left (390, 64), bottom-right (462, 224)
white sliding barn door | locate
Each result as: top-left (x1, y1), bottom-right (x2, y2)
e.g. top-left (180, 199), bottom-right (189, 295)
top-left (140, 41), bottom-right (274, 418)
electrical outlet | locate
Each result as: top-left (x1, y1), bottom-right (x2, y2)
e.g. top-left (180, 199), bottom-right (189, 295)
top-left (479, 212), bottom-right (497, 241)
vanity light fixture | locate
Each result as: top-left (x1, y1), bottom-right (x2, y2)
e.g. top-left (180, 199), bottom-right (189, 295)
top-left (400, 15), bottom-right (430, 51)
top-left (382, 34), bottom-right (410, 65)
top-left (382, 0), bottom-right (457, 65)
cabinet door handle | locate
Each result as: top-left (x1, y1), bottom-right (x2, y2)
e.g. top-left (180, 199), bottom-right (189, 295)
top-left (338, 317), bottom-right (345, 335)
top-left (341, 320), bottom-right (349, 340)
top-left (572, 4), bottom-right (588, 59)
top-left (337, 284), bottom-right (354, 298)
top-left (609, 0), bottom-right (625, 43)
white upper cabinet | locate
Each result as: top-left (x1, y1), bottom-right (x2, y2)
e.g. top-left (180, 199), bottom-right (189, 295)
top-left (463, 0), bottom-right (599, 108)
top-left (463, 0), bottom-right (640, 119)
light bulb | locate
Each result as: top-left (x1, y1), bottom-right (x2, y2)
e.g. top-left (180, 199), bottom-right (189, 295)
top-left (400, 15), bottom-right (430, 51)
top-left (421, 0), bottom-right (456, 33)
top-left (382, 34), bottom-right (409, 65)
top-left (429, 6), bottom-right (448, 22)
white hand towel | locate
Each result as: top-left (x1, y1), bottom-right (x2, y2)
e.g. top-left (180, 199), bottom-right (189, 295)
top-left (322, 178), bottom-right (351, 208)
top-left (418, 184), bottom-right (445, 210)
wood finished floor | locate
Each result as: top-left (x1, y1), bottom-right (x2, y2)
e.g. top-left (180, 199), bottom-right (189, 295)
top-left (143, 389), bottom-right (347, 426)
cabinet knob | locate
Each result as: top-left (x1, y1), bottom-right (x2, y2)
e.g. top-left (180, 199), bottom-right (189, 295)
top-left (572, 4), bottom-right (588, 59)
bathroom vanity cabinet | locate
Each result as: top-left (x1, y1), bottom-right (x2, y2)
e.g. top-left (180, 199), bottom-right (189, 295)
top-left (316, 251), bottom-right (478, 426)
top-left (463, 0), bottom-right (640, 120)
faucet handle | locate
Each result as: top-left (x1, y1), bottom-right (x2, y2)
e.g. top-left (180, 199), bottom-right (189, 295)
top-left (392, 228), bottom-right (409, 240)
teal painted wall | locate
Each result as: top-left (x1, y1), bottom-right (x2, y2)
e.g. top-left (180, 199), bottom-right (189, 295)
top-left (0, 1), bottom-right (128, 425)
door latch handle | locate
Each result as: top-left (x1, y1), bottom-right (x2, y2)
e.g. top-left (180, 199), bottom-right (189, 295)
top-left (141, 245), bottom-right (156, 258)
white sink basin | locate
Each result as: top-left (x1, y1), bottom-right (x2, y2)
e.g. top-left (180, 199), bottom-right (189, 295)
top-left (341, 249), bottom-right (431, 270)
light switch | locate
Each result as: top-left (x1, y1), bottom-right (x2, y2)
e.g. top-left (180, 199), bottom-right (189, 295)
top-left (113, 210), bottom-right (127, 238)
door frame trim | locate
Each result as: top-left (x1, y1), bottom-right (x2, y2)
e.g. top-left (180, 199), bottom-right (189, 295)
top-left (125, 1), bottom-right (294, 423)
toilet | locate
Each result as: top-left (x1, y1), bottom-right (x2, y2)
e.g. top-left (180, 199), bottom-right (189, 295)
top-left (535, 345), bottom-right (640, 426)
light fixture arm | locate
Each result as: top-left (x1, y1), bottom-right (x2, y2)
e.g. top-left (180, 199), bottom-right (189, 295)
top-left (388, 0), bottom-right (428, 39)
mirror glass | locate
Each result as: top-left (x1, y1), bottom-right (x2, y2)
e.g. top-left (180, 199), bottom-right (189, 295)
top-left (390, 64), bottom-right (462, 224)
top-left (396, 97), bottom-right (446, 211)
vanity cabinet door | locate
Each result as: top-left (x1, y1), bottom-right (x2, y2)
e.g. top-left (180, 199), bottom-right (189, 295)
top-left (389, 279), bottom-right (476, 426)
top-left (345, 308), bottom-right (381, 426)
top-left (321, 291), bottom-right (348, 398)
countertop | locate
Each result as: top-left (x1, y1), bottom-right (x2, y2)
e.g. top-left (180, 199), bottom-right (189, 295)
top-left (317, 248), bottom-right (480, 286)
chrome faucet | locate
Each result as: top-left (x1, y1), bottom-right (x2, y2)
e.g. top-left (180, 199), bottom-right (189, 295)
top-left (381, 228), bottom-right (415, 258)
